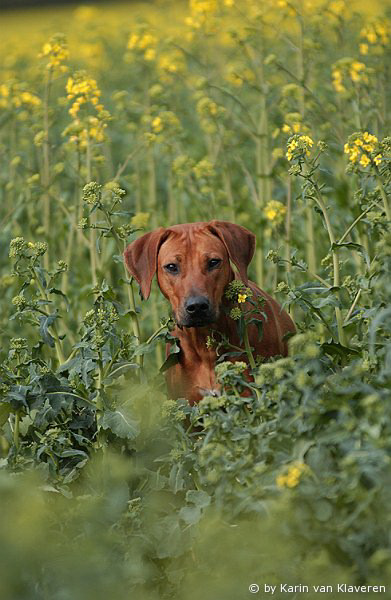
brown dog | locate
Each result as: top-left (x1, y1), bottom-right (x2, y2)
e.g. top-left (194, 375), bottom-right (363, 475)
top-left (124, 221), bottom-right (295, 405)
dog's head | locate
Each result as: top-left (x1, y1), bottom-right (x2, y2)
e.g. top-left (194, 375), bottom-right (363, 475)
top-left (124, 221), bottom-right (255, 328)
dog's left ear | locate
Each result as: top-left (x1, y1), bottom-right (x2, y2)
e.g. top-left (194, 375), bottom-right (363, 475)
top-left (208, 220), bottom-right (256, 284)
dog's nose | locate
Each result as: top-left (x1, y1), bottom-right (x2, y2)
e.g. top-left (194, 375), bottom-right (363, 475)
top-left (185, 296), bottom-right (210, 316)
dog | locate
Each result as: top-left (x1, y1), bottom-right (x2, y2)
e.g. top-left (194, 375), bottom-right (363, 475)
top-left (124, 220), bottom-right (295, 405)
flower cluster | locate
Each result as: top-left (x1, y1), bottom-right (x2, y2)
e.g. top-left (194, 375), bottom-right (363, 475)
top-left (360, 19), bottom-right (389, 54)
top-left (9, 237), bottom-right (47, 260)
top-left (83, 181), bottom-right (102, 207)
top-left (185, 0), bottom-right (217, 31)
top-left (344, 132), bottom-right (381, 168)
top-left (192, 158), bottom-right (215, 180)
top-left (66, 72), bottom-right (103, 118)
top-left (276, 462), bottom-right (308, 488)
top-left (131, 212), bottom-right (150, 229)
top-left (83, 302), bottom-right (119, 349)
top-left (225, 62), bottom-right (255, 87)
top-left (64, 71), bottom-right (109, 147)
top-left (264, 200), bottom-right (287, 226)
top-left (286, 134), bottom-right (314, 162)
top-left (145, 111), bottom-right (181, 144)
top-left (0, 83), bottom-right (41, 117)
top-left (332, 59), bottom-right (369, 93)
top-left (157, 50), bottom-right (185, 80)
top-left (225, 280), bottom-right (253, 319)
top-left (39, 33), bottom-right (69, 72)
top-left (195, 95), bottom-right (225, 133)
top-left (127, 30), bottom-right (158, 61)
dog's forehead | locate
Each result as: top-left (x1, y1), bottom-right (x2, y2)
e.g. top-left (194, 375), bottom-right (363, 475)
top-left (158, 225), bottom-right (226, 260)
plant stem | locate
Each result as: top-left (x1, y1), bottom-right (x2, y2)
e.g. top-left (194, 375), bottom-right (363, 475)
top-left (86, 134), bottom-right (98, 287)
top-left (312, 184), bottom-right (346, 346)
top-left (100, 210), bottom-right (143, 366)
top-left (285, 176), bottom-right (292, 266)
top-left (95, 349), bottom-right (106, 451)
top-left (243, 321), bottom-right (256, 370)
top-left (338, 200), bottom-right (379, 244)
top-left (42, 70), bottom-right (52, 271)
top-left (305, 204), bottom-right (317, 273)
top-left (344, 289), bottom-right (362, 324)
top-left (376, 175), bottom-right (391, 222)
top-left (13, 411), bottom-right (20, 450)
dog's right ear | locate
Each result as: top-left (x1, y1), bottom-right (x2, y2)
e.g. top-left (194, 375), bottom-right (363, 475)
top-left (124, 228), bottom-right (168, 300)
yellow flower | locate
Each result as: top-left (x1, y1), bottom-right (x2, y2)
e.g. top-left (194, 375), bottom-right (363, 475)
top-left (299, 135), bottom-right (314, 147)
top-left (127, 34), bottom-right (139, 49)
top-left (131, 212), bottom-right (150, 228)
top-left (282, 124), bottom-right (291, 134)
top-left (350, 61), bottom-right (366, 83)
top-left (138, 33), bottom-right (157, 49)
top-left (237, 293), bottom-right (247, 304)
top-left (374, 154), bottom-right (382, 166)
top-left (360, 154), bottom-right (370, 168)
top-left (359, 43), bottom-right (368, 55)
top-left (277, 462), bottom-right (307, 488)
top-left (39, 34), bottom-right (69, 71)
top-left (144, 48), bottom-right (156, 61)
top-left (265, 200), bottom-right (286, 225)
top-left (190, 0), bottom-right (217, 14)
top-left (152, 116), bottom-right (163, 133)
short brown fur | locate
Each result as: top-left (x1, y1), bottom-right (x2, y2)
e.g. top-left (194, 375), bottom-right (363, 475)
top-left (124, 221), bottom-right (295, 405)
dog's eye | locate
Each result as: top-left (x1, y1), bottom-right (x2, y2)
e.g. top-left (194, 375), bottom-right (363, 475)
top-left (208, 258), bottom-right (221, 270)
top-left (164, 263), bottom-right (179, 274)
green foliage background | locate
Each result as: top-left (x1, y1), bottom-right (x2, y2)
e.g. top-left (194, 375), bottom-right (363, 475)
top-left (0, 1), bottom-right (390, 598)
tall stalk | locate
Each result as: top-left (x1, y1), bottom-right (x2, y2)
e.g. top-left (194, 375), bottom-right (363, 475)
top-left (297, 14), bottom-right (316, 274)
top-left (42, 70), bottom-right (53, 271)
top-left (86, 134), bottom-right (98, 287)
top-left (311, 183), bottom-right (346, 346)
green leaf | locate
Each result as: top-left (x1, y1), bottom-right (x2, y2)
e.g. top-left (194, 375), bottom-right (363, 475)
top-left (322, 342), bottom-right (360, 358)
top-left (186, 489), bottom-right (211, 509)
top-left (39, 313), bottom-right (57, 347)
top-left (179, 505), bottom-right (201, 525)
top-left (314, 499), bottom-right (333, 522)
top-left (160, 342), bottom-right (180, 373)
top-left (0, 402), bottom-right (12, 427)
top-left (331, 242), bottom-right (370, 267)
top-left (101, 403), bottom-right (139, 440)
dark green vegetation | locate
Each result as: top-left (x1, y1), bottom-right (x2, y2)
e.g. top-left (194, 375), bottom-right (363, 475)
top-left (0, 1), bottom-right (391, 598)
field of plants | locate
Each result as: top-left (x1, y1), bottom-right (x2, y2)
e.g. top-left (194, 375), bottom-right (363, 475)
top-left (0, 0), bottom-right (390, 598)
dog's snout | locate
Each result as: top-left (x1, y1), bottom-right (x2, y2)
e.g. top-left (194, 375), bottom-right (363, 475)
top-left (185, 296), bottom-right (210, 316)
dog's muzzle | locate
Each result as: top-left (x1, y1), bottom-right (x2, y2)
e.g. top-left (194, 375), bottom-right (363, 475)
top-left (179, 295), bottom-right (216, 328)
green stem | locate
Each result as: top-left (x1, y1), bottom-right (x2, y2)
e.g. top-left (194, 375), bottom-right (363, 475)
top-left (285, 177), bottom-right (292, 266)
top-left (42, 70), bottom-right (52, 271)
top-left (312, 185), bottom-right (346, 346)
top-left (86, 134), bottom-right (98, 287)
top-left (95, 350), bottom-right (106, 451)
top-left (305, 204), bottom-right (317, 273)
top-left (243, 320), bottom-right (256, 370)
top-left (223, 167), bottom-right (235, 222)
top-left (147, 147), bottom-right (157, 227)
top-left (13, 411), bottom-right (20, 450)
top-left (376, 175), bottom-right (391, 222)
top-left (338, 200), bottom-right (379, 244)
top-left (168, 161), bottom-right (177, 224)
top-left (101, 210), bottom-right (143, 366)
top-left (344, 289), bottom-right (361, 324)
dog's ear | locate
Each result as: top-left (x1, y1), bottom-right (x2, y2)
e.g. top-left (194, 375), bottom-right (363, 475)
top-left (208, 220), bottom-right (256, 284)
top-left (124, 228), bottom-right (168, 300)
